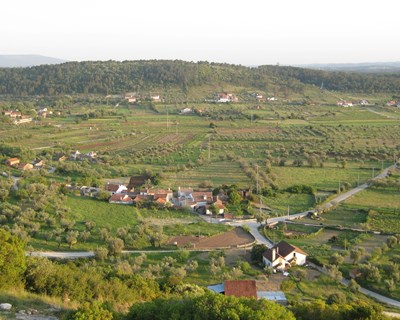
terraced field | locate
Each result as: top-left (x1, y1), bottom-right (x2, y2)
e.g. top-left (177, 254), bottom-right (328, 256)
top-left (166, 161), bottom-right (252, 188)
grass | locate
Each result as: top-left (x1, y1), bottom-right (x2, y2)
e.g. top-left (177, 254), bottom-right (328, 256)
top-left (303, 204), bottom-right (368, 228)
top-left (272, 162), bottom-right (381, 191)
top-left (0, 289), bottom-right (71, 319)
top-left (165, 160), bottom-right (252, 188)
top-left (67, 195), bottom-right (138, 232)
top-left (263, 193), bottom-right (315, 215)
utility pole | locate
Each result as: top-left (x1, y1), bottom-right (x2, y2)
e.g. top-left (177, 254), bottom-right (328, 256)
top-left (338, 180), bottom-right (341, 193)
top-left (208, 136), bottom-right (211, 162)
top-left (287, 205), bottom-right (290, 219)
top-left (357, 173), bottom-right (360, 187)
top-left (381, 160), bottom-right (384, 170)
top-left (166, 108), bottom-right (169, 130)
top-left (256, 165), bottom-right (259, 195)
top-left (372, 167), bottom-right (375, 178)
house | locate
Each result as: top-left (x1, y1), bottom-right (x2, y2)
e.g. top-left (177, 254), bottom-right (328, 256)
top-left (267, 97), bottom-right (277, 101)
top-left (14, 115), bottom-right (33, 124)
top-left (5, 157), bottom-right (20, 166)
top-left (192, 191), bottom-right (214, 214)
top-left (262, 241), bottom-right (307, 271)
top-left (256, 291), bottom-right (287, 305)
top-left (180, 108), bottom-right (193, 114)
top-left (132, 194), bottom-right (153, 206)
top-left (70, 150), bottom-right (81, 161)
top-left (6, 111), bottom-right (22, 118)
top-left (80, 186), bottom-right (100, 197)
top-left (124, 93), bottom-right (137, 103)
top-left (208, 280), bottom-right (257, 298)
top-left (33, 158), bottom-right (45, 168)
top-left (386, 100), bottom-right (397, 107)
top-left (140, 188), bottom-right (173, 202)
top-left (127, 175), bottom-right (148, 191)
top-left (207, 280), bottom-right (287, 305)
top-left (38, 108), bottom-right (48, 117)
top-left (105, 183), bottom-right (128, 195)
top-left (54, 154), bottom-right (67, 162)
top-left (108, 194), bottom-right (134, 205)
top-left (359, 99), bottom-right (369, 106)
top-left (18, 163), bottom-right (34, 171)
top-left (255, 93), bottom-right (265, 102)
top-left (82, 151), bottom-right (97, 161)
top-left (337, 101), bottom-right (353, 107)
top-left (151, 95), bottom-right (161, 102)
top-left (216, 93), bottom-right (238, 103)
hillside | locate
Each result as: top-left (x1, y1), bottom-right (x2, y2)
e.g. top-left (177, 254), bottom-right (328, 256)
top-left (0, 60), bottom-right (400, 97)
top-left (0, 54), bottom-right (67, 68)
top-left (298, 61), bottom-right (400, 73)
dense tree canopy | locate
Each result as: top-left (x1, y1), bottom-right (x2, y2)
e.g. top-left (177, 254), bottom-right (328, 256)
top-left (0, 60), bottom-right (399, 96)
top-left (127, 292), bottom-right (295, 320)
top-left (0, 229), bottom-right (26, 289)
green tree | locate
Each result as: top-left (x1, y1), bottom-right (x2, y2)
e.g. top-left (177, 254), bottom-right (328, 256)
top-left (127, 292), bottom-right (295, 320)
top-left (350, 247), bottom-right (365, 264)
top-left (71, 302), bottom-right (113, 320)
top-left (108, 238), bottom-right (124, 256)
top-left (329, 253), bottom-right (344, 266)
top-left (250, 244), bottom-right (268, 264)
top-left (386, 236), bottom-right (398, 248)
top-left (0, 229), bottom-right (26, 289)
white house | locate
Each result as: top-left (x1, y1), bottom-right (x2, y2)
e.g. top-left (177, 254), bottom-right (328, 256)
top-left (180, 108), bottom-right (193, 114)
top-left (105, 183), bottom-right (128, 195)
top-left (262, 241), bottom-right (307, 271)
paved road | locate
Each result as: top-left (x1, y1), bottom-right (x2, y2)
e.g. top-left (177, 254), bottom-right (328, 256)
top-left (28, 249), bottom-right (213, 259)
top-left (309, 262), bottom-right (400, 308)
top-left (267, 165), bottom-right (394, 224)
top-left (366, 107), bottom-right (400, 120)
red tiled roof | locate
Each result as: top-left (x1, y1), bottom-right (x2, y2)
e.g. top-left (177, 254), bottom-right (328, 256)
top-left (127, 176), bottom-right (147, 189)
top-left (105, 184), bottom-right (120, 192)
top-left (109, 194), bottom-right (132, 202)
top-left (224, 280), bottom-right (257, 298)
top-left (192, 191), bottom-right (213, 202)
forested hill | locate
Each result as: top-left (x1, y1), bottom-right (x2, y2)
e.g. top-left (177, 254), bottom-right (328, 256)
top-left (1, 60), bottom-right (400, 96)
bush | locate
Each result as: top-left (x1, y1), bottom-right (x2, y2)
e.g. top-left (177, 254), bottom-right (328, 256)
top-left (70, 302), bottom-right (113, 320)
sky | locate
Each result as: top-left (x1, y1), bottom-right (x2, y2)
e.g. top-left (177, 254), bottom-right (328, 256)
top-left (1, 0), bottom-right (399, 66)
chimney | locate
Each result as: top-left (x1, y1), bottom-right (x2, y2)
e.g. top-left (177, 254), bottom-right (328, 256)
top-left (272, 248), bottom-right (276, 261)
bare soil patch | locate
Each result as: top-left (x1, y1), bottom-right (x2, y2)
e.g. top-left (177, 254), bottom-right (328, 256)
top-left (167, 227), bottom-right (255, 249)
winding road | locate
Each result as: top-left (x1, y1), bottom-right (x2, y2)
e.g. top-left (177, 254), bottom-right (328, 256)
top-left (29, 165), bottom-right (399, 307)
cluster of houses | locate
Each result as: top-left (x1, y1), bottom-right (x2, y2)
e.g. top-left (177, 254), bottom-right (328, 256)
top-left (386, 100), bottom-right (400, 107)
top-left (123, 93), bottom-right (162, 103)
top-left (53, 150), bottom-right (97, 163)
top-left (80, 176), bottom-right (225, 213)
top-left (337, 99), bottom-right (400, 107)
top-left (5, 157), bottom-right (45, 171)
top-left (98, 180), bottom-right (224, 214)
top-left (2, 110), bottom-right (33, 124)
top-left (215, 92), bottom-right (239, 103)
top-left (336, 100), bottom-right (370, 107)
top-left (251, 93), bottom-right (278, 102)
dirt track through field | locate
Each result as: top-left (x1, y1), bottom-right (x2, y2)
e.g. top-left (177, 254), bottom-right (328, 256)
top-left (167, 227), bottom-right (255, 249)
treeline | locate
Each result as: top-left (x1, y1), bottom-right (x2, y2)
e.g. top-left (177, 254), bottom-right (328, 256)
top-left (1, 60), bottom-right (400, 96)
top-left (260, 65), bottom-right (400, 93)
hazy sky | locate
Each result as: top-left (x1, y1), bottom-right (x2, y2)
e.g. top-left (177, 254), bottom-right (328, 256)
top-left (1, 0), bottom-right (399, 65)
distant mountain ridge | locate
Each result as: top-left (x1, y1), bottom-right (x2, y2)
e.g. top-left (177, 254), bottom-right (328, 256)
top-left (297, 61), bottom-right (400, 73)
top-left (0, 55), bottom-right (67, 68)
